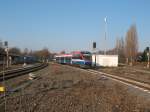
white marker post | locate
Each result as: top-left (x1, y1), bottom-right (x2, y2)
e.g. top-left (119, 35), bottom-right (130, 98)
top-left (23, 57), bottom-right (27, 67)
top-left (9, 56), bottom-right (12, 67)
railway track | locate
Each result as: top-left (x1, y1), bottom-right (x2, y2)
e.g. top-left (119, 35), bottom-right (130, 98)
top-left (87, 69), bottom-right (150, 92)
top-left (57, 63), bottom-right (150, 93)
top-left (0, 63), bottom-right (48, 108)
top-left (0, 63), bottom-right (48, 81)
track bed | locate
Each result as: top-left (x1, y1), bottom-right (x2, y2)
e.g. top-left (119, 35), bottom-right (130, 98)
top-left (0, 63), bottom-right (150, 112)
top-left (99, 66), bottom-right (150, 84)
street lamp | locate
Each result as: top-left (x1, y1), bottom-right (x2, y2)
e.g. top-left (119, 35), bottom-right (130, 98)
top-left (104, 17), bottom-right (107, 55)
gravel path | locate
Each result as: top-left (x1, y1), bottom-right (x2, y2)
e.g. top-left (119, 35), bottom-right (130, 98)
top-left (0, 63), bottom-right (150, 112)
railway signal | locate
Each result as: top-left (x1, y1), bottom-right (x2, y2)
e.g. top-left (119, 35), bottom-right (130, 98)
top-left (4, 41), bottom-right (8, 47)
top-left (93, 42), bottom-right (96, 49)
top-left (93, 42), bottom-right (97, 67)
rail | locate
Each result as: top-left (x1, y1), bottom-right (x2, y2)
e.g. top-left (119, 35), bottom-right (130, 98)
top-left (0, 63), bottom-right (48, 81)
top-left (56, 63), bottom-right (150, 93)
top-left (87, 69), bottom-right (150, 91)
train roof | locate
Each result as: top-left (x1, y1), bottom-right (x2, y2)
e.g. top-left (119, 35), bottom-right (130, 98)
top-left (55, 51), bottom-right (91, 58)
top-left (71, 51), bottom-right (91, 54)
top-left (55, 54), bottom-right (72, 58)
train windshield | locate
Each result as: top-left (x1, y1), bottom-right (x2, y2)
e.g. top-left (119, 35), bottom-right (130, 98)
top-left (72, 54), bottom-right (82, 59)
top-left (81, 51), bottom-right (92, 61)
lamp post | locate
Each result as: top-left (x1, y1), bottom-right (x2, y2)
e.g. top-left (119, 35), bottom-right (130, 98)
top-left (104, 17), bottom-right (107, 55)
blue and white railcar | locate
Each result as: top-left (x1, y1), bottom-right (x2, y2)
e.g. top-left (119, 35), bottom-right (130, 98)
top-left (71, 51), bottom-right (92, 68)
top-left (55, 54), bottom-right (72, 64)
top-left (55, 51), bottom-right (92, 68)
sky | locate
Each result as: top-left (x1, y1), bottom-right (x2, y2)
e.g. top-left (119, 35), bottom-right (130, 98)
top-left (0, 0), bottom-right (150, 53)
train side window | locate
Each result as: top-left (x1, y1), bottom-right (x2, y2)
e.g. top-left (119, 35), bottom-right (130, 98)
top-left (66, 57), bottom-right (71, 61)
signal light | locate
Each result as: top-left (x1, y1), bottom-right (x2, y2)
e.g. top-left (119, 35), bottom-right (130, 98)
top-left (146, 47), bottom-right (149, 52)
top-left (4, 41), bottom-right (8, 47)
top-left (93, 42), bottom-right (96, 49)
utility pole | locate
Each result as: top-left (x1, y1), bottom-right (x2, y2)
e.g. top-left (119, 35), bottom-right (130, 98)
top-left (104, 17), bottom-right (107, 55)
top-left (2, 57), bottom-right (7, 112)
top-left (3, 41), bottom-right (8, 112)
top-left (148, 53), bottom-right (149, 68)
top-left (147, 47), bottom-right (150, 68)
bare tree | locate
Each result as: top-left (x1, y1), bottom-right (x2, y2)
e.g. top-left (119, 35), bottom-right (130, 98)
top-left (0, 40), bottom-right (4, 54)
top-left (115, 37), bottom-right (125, 62)
top-left (32, 48), bottom-right (51, 62)
top-left (115, 37), bottom-right (124, 54)
top-left (9, 47), bottom-right (21, 55)
top-left (60, 50), bottom-right (66, 54)
top-left (23, 48), bottom-right (29, 55)
top-left (28, 50), bottom-right (33, 56)
top-left (0, 40), bottom-right (3, 48)
top-left (41, 48), bottom-right (51, 58)
top-left (125, 24), bottom-right (138, 65)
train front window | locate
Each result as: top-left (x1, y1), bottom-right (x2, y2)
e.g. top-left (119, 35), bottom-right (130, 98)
top-left (82, 53), bottom-right (92, 60)
top-left (83, 55), bottom-right (91, 60)
top-left (72, 54), bottom-right (82, 59)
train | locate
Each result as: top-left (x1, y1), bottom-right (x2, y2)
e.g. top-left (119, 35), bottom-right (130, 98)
top-left (0, 55), bottom-right (38, 65)
top-left (55, 51), bottom-right (92, 68)
top-left (12, 56), bottom-right (37, 64)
